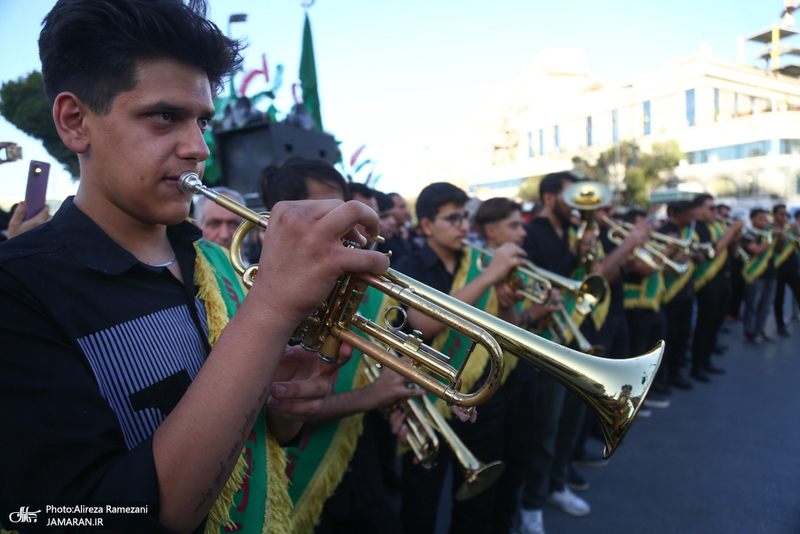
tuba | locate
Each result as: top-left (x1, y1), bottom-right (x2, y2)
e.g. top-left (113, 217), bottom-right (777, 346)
top-left (180, 173), bottom-right (664, 458)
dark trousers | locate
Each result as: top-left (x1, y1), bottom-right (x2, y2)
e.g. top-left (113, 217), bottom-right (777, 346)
top-left (729, 258), bottom-right (745, 318)
top-left (316, 416), bottom-right (402, 534)
top-left (664, 297), bottom-right (693, 377)
top-left (400, 388), bottom-right (506, 534)
top-left (520, 372), bottom-right (585, 510)
top-left (774, 267), bottom-right (800, 329)
top-left (491, 364), bottom-right (538, 534)
top-left (692, 274), bottom-right (724, 371)
top-left (625, 308), bottom-right (667, 383)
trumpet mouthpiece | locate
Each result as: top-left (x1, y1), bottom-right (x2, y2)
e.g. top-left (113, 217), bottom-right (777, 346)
top-left (178, 172), bottom-right (202, 194)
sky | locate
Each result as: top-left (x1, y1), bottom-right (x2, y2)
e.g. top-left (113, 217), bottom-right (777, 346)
top-left (0, 0), bottom-right (785, 205)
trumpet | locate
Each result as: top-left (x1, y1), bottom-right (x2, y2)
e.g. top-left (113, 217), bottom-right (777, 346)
top-left (547, 308), bottom-right (605, 356)
top-left (562, 181), bottom-right (613, 272)
top-left (362, 355), bottom-right (439, 468)
top-left (363, 354), bottom-right (504, 500)
top-left (180, 173), bottom-right (664, 458)
top-left (604, 217), bottom-right (690, 274)
top-left (465, 241), bottom-right (608, 316)
top-left (718, 216), bottom-right (773, 244)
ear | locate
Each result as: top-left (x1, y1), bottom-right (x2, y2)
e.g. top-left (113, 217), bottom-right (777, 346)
top-left (53, 92), bottom-right (91, 154)
top-left (420, 217), bottom-right (435, 237)
top-left (484, 222), bottom-right (497, 241)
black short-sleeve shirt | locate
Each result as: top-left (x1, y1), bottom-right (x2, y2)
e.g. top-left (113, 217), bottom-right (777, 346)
top-left (0, 198), bottom-right (211, 531)
top-left (521, 217), bottom-right (578, 277)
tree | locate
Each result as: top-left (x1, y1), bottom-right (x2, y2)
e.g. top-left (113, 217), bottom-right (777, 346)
top-left (0, 71), bottom-right (80, 178)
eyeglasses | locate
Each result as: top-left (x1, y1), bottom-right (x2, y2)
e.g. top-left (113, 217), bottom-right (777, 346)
top-left (436, 211), bottom-right (470, 227)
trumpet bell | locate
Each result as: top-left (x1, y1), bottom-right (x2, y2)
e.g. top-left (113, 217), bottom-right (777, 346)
top-left (456, 461), bottom-right (505, 501)
top-left (574, 274), bottom-right (608, 315)
top-left (562, 181), bottom-right (613, 211)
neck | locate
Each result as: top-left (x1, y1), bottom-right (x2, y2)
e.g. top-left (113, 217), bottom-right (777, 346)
top-left (426, 238), bottom-right (460, 273)
top-left (541, 206), bottom-right (562, 232)
top-left (74, 187), bottom-right (174, 265)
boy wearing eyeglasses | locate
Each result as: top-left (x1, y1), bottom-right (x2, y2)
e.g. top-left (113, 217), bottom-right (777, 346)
top-left (393, 183), bottom-right (526, 534)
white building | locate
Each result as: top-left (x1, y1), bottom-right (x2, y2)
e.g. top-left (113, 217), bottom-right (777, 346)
top-left (436, 39), bottom-right (800, 206)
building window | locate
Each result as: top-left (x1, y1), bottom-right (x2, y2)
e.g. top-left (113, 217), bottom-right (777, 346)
top-left (554, 125), bottom-right (560, 150)
top-left (528, 131), bottom-right (534, 157)
top-left (612, 109), bottom-right (618, 142)
top-left (539, 129), bottom-right (544, 156)
top-left (586, 117), bottom-right (593, 147)
top-left (686, 89), bottom-right (695, 127)
top-left (643, 101), bottom-right (651, 135)
top-left (714, 88), bottom-right (720, 122)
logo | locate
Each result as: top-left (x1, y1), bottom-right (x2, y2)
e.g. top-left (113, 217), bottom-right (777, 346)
top-left (9, 506), bottom-right (41, 523)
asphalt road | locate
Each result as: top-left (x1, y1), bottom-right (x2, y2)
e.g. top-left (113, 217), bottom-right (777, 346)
top-left (426, 304), bottom-right (800, 534)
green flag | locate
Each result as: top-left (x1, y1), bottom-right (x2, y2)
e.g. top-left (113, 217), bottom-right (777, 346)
top-left (299, 13), bottom-right (323, 132)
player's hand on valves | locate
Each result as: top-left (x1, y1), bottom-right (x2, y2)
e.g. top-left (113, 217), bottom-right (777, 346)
top-left (484, 242), bottom-right (527, 284)
top-left (251, 199), bottom-right (390, 327)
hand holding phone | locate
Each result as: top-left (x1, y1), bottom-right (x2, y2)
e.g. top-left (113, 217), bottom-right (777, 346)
top-left (24, 160), bottom-right (50, 221)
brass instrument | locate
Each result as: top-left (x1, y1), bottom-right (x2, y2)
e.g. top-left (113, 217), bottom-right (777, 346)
top-left (362, 355), bottom-right (439, 468)
top-left (464, 242), bottom-right (606, 355)
top-left (180, 173), bottom-right (665, 458)
top-left (465, 241), bottom-right (609, 315)
top-left (562, 181), bottom-right (613, 272)
top-left (604, 217), bottom-right (691, 274)
top-left (547, 308), bottom-right (605, 356)
top-left (362, 354), bottom-right (504, 500)
top-left (643, 222), bottom-right (717, 261)
top-left (719, 216), bottom-right (773, 244)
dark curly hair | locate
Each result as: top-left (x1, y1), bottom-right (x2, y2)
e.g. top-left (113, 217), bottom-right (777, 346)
top-left (39, 0), bottom-right (244, 113)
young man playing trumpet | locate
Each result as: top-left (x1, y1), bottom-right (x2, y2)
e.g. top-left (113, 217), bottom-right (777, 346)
top-left (393, 183), bottom-right (527, 534)
top-left (771, 204), bottom-right (800, 337)
top-left (0, 2), bottom-right (388, 533)
top-left (741, 208), bottom-right (777, 344)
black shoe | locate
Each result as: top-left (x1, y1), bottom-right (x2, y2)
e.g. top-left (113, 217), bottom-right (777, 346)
top-left (690, 368), bottom-right (711, 382)
top-left (778, 327), bottom-right (790, 338)
top-left (669, 374), bottom-right (693, 390)
top-left (744, 334), bottom-right (758, 346)
top-left (567, 467), bottom-right (590, 492)
top-left (712, 343), bottom-right (728, 355)
top-left (704, 365), bottom-right (726, 375)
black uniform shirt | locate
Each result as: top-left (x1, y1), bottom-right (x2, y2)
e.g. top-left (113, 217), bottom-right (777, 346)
top-left (0, 198), bottom-right (210, 531)
top-left (658, 221), bottom-right (695, 301)
top-left (598, 231), bottom-right (625, 315)
top-left (521, 217), bottom-right (578, 277)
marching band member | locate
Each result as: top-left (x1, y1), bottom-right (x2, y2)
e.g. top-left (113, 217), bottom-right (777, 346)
top-left (0, 2), bottom-right (389, 533)
top-left (741, 209), bottom-right (777, 345)
top-left (393, 183), bottom-right (526, 534)
top-left (771, 204), bottom-right (800, 337)
top-left (258, 158), bottom-right (419, 534)
top-left (657, 201), bottom-right (697, 390)
top-left (690, 194), bottom-right (742, 382)
top-left (518, 172), bottom-right (594, 534)
top-left (621, 210), bottom-right (669, 404)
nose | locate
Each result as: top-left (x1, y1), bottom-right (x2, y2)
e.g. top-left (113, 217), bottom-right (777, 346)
top-left (177, 122), bottom-right (211, 162)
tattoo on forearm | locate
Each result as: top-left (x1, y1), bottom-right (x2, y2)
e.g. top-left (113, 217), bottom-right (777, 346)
top-left (227, 440), bottom-right (241, 461)
top-left (213, 460), bottom-right (227, 487)
top-left (194, 488), bottom-right (213, 514)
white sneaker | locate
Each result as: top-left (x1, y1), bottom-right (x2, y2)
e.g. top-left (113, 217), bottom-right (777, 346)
top-left (546, 487), bottom-right (591, 517)
top-left (519, 508), bottom-right (545, 534)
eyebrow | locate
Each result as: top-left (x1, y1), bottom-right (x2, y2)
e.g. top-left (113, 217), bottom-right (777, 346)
top-left (145, 101), bottom-right (215, 119)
